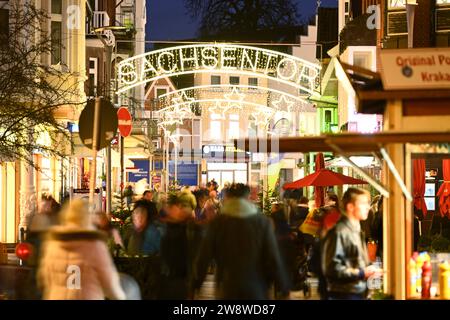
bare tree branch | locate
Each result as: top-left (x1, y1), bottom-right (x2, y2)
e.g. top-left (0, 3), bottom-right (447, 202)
top-left (184, 0), bottom-right (301, 38)
top-left (0, 2), bottom-right (85, 168)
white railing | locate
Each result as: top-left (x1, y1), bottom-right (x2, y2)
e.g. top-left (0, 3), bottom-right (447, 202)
top-left (92, 11), bottom-right (110, 29)
top-left (87, 11), bottom-right (110, 34)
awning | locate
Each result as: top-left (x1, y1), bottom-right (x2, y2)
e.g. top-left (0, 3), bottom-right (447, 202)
top-left (233, 131), bottom-right (450, 154)
top-left (234, 131), bottom-right (450, 200)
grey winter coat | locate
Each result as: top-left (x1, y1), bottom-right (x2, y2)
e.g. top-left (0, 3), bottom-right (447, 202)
top-left (192, 198), bottom-right (289, 299)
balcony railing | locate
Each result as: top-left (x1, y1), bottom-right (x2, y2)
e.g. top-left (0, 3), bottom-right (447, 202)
top-left (115, 13), bottom-right (134, 29)
top-left (86, 11), bottom-right (110, 34)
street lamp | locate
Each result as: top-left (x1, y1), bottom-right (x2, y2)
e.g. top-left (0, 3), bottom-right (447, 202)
top-left (93, 25), bottom-right (127, 214)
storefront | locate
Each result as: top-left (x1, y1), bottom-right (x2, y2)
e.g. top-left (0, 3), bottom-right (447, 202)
top-left (201, 144), bottom-right (249, 188)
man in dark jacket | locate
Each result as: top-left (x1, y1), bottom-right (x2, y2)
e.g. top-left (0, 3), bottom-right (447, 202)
top-left (321, 188), bottom-right (382, 300)
top-left (191, 183), bottom-right (290, 299)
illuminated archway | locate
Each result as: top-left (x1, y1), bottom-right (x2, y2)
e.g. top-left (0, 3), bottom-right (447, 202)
top-left (117, 44), bottom-right (321, 95)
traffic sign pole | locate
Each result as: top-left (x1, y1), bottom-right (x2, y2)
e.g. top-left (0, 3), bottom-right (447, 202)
top-left (89, 97), bottom-right (101, 212)
top-left (117, 107), bottom-right (132, 203)
top-left (106, 145), bottom-right (112, 214)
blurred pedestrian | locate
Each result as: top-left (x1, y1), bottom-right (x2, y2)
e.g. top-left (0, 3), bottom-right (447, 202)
top-left (193, 188), bottom-right (210, 221)
top-left (321, 188), bottom-right (382, 300)
top-left (37, 199), bottom-right (125, 300)
top-left (123, 199), bottom-right (162, 256)
top-left (124, 185), bottom-right (134, 208)
top-left (308, 196), bottom-right (341, 300)
top-left (93, 211), bottom-right (124, 254)
top-left (290, 196), bottom-right (309, 230)
top-left (270, 202), bottom-right (297, 296)
top-left (159, 189), bottom-right (200, 299)
top-left (27, 194), bottom-right (61, 267)
top-left (142, 190), bottom-right (154, 202)
top-left (192, 183), bottom-right (290, 299)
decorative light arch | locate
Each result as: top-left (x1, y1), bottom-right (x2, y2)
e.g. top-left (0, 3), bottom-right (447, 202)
top-left (156, 98), bottom-right (304, 135)
top-left (117, 44), bottom-right (321, 94)
top-left (158, 84), bottom-right (311, 111)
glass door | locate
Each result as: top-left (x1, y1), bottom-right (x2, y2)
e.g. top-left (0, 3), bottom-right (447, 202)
top-left (221, 171), bottom-right (234, 188)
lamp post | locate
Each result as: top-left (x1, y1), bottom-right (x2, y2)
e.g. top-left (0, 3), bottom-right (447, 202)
top-left (93, 26), bottom-right (126, 214)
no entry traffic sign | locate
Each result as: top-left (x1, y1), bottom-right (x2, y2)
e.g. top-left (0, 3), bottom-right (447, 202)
top-left (117, 107), bottom-right (132, 137)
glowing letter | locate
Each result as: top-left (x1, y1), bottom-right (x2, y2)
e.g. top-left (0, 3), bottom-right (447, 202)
top-left (179, 47), bottom-right (199, 72)
top-left (276, 58), bottom-right (298, 81)
top-left (140, 57), bottom-right (160, 81)
top-left (240, 49), bottom-right (259, 72)
top-left (220, 47), bottom-right (237, 70)
top-left (201, 47), bottom-right (219, 69)
top-left (157, 52), bottom-right (177, 73)
top-left (119, 62), bottom-right (138, 86)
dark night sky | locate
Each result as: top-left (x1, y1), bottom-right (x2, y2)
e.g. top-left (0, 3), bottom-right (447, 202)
top-left (146, 0), bottom-right (338, 41)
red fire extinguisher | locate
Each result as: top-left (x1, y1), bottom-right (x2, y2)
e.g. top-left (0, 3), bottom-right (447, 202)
top-left (422, 261), bottom-right (432, 299)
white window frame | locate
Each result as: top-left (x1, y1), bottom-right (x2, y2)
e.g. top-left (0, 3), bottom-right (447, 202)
top-left (210, 114), bottom-right (223, 141)
top-left (344, 0), bottom-right (350, 24)
top-left (49, 0), bottom-right (64, 66)
top-left (154, 85), bottom-right (169, 98)
top-left (88, 57), bottom-right (98, 97)
top-left (228, 114), bottom-right (240, 139)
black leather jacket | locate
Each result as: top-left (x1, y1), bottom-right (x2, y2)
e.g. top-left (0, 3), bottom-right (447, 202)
top-left (321, 215), bottom-right (369, 295)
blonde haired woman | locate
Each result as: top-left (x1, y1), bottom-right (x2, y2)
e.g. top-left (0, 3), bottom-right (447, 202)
top-left (37, 199), bottom-right (126, 300)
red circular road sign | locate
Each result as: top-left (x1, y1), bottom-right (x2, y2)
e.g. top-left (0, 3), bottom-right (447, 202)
top-left (117, 107), bottom-right (132, 137)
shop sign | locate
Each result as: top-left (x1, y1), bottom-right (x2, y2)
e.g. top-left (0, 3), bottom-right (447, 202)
top-left (127, 159), bottom-right (149, 183)
top-left (202, 144), bottom-right (244, 154)
top-left (380, 48), bottom-right (450, 90)
top-left (169, 162), bottom-right (198, 186)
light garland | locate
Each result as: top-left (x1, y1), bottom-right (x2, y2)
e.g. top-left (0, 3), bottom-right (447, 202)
top-left (272, 95), bottom-right (295, 113)
top-left (221, 86), bottom-right (245, 118)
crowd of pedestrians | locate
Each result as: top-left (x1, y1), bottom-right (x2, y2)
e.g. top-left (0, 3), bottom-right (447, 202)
top-left (24, 182), bottom-right (382, 300)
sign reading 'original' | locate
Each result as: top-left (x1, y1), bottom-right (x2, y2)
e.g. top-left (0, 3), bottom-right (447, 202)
top-left (380, 48), bottom-right (450, 90)
top-left (117, 44), bottom-right (321, 95)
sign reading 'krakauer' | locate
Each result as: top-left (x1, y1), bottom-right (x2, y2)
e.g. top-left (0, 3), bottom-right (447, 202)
top-left (380, 48), bottom-right (450, 90)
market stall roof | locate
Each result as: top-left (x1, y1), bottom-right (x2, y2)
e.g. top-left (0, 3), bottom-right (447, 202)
top-left (234, 131), bottom-right (450, 200)
top-left (233, 131), bottom-right (450, 154)
top-left (334, 58), bottom-right (450, 115)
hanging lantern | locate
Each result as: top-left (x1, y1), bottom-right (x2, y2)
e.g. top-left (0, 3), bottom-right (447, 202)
top-left (15, 242), bottom-right (33, 261)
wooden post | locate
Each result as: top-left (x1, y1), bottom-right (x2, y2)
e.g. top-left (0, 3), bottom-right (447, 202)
top-left (383, 99), bottom-right (407, 299)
